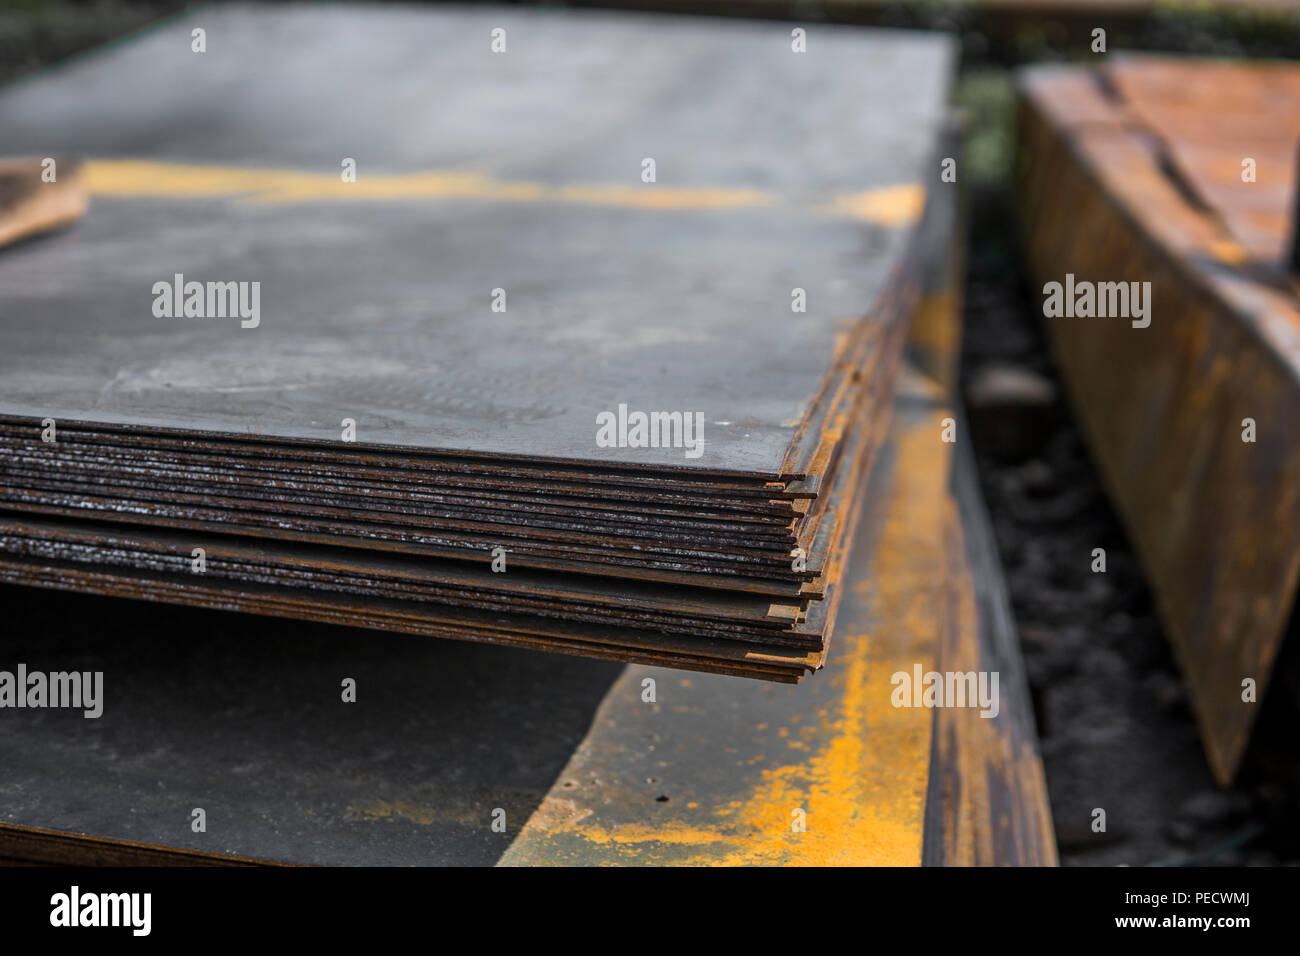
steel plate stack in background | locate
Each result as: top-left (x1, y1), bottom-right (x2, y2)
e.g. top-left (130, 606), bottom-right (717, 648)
top-left (0, 4), bottom-right (957, 681)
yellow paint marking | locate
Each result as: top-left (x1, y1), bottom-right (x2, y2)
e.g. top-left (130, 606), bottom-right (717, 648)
top-left (821, 183), bottom-right (926, 227)
top-left (83, 160), bottom-right (544, 203)
top-left (552, 823), bottom-right (729, 848)
top-left (347, 798), bottom-right (476, 827)
top-left (907, 292), bottom-right (963, 396)
top-left (909, 291), bottom-right (960, 354)
top-left (503, 410), bottom-right (950, 866)
top-left (713, 412), bottom-right (948, 866)
top-left (553, 182), bottom-right (772, 211)
top-left (82, 159), bottom-right (919, 225)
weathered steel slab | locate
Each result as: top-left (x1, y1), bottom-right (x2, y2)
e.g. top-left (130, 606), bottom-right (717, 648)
top-left (0, 369), bottom-right (866, 679)
top-left (0, 374), bottom-right (1055, 865)
top-left (1017, 57), bottom-right (1300, 783)
top-left (0, 3), bottom-right (952, 472)
top-left (0, 143), bottom-right (949, 676)
top-left (1107, 57), bottom-right (1300, 268)
top-left (0, 227), bottom-right (1055, 863)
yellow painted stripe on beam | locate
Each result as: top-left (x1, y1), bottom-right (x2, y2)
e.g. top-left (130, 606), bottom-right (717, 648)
top-left (724, 409), bottom-right (950, 866)
top-left (820, 183), bottom-right (927, 228)
top-left (501, 404), bottom-right (950, 866)
top-left (81, 159), bottom-right (921, 226)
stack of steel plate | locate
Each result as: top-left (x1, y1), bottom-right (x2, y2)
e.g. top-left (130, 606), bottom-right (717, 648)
top-left (0, 232), bottom-right (1059, 866)
top-left (0, 4), bottom-right (956, 681)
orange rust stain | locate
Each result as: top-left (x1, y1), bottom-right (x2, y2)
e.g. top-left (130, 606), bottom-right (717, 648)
top-left (1209, 238), bottom-right (1249, 266)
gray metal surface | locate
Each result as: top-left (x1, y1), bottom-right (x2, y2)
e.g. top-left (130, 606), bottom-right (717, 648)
top-left (0, 583), bottom-right (622, 865)
top-left (0, 3), bottom-right (953, 471)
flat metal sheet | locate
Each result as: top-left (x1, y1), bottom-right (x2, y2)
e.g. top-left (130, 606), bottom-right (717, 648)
top-left (0, 587), bottom-right (628, 865)
top-left (0, 3), bottom-right (953, 472)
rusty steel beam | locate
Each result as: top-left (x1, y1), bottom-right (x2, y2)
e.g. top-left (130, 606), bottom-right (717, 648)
top-left (1017, 57), bottom-right (1300, 783)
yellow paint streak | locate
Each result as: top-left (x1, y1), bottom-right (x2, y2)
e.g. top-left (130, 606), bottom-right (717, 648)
top-left (347, 798), bottom-right (475, 827)
top-left (908, 290), bottom-right (962, 395)
top-left (82, 159), bottom-right (920, 225)
top-left (84, 160), bottom-right (545, 203)
top-left (713, 412), bottom-right (949, 865)
top-left (908, 291), bottom-right (958, 353)
top-left (552, 182), bottom-right (771, 211)
top-left (507, 410), bottom-right (951, 865)
top-left (551, 822), bottom-right (728, 847)
top-left (821, 183), bottom-right (926, 227)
